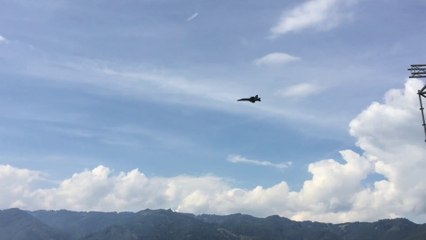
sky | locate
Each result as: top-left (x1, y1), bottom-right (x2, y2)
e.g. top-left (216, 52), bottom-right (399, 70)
top-left (1, 0), bottom-right (426, 223)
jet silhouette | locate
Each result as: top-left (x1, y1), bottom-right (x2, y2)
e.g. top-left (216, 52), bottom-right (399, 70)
top-left (237, 95), bottom-right (261, 103)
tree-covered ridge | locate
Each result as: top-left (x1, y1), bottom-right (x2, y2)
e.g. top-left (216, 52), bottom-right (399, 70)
top-left (0, 208), bottom-right (425, 240)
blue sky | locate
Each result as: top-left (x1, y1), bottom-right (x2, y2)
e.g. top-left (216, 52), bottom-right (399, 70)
top-left (1, 0), bottom-right (426, 223)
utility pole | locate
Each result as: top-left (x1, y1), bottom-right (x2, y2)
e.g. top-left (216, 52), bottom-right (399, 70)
top-left (408, 64), bottom-right (426, 142)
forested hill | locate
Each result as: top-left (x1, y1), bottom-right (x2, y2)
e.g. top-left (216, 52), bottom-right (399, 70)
top-left (0, 208), bottom-right (426, 240)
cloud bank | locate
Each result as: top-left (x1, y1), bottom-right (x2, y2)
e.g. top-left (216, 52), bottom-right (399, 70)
top-left (271, 0), bottom-right (357, 37)
top-left (1, 79), bottom-right (426, 223)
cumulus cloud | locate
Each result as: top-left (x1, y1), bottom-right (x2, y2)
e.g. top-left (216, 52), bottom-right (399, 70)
top-left (0, 164), bottom-right (293, 217)
top-left (292, 78), bottom-right (426, 222)
top-left (347, 79), bottom-right (426, 222)
top-left (292, 150), bottom-right (374, 222)
top-left (7, 165), bottom-right (231, 212)
top-left (270, 0), bottom-right (357, 37)
top-left (1, 79), bottom-right (426, 223)
top-left (0, 165), bottom-right (42, 208)
top-left (277, 83), bottom-right (323, 99)
top-left (228, 154), bottom-right (291, 169)
top-left (253, 52), bottom-right (300, 66)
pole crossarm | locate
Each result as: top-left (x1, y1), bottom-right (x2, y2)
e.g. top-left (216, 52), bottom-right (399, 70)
top-left (408, 64), bottom-right (426, 78)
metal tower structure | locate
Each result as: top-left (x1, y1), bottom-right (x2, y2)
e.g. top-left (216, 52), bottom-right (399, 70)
top-left (408, 64), bottom-right (426, 141)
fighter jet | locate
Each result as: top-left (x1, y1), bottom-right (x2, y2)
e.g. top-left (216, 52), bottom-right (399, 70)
top-left (237, 95), bottom-right (261, 103)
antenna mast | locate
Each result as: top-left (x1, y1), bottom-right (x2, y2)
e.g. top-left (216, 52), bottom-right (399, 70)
top-left (408, 64), bottom-right (426, 141)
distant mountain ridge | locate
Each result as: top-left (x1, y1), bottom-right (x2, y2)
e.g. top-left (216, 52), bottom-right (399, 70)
top-left (0, 208), bottom-right (425, 240)
top-left (0, 208), bottom-right (66, 240)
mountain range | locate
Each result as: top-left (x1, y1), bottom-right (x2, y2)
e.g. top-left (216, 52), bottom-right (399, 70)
top-left (0, 208), bottom-right (426, 240)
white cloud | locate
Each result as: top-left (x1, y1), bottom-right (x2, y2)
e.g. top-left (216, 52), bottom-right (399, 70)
top-left (270, 0), bottom-right (357, 37)
top-left (0, 165), bottom-right (42, 208)
top-left (292, 150), bottom-right (374, 221)
top-left (346, 79), bottom-right (426, 222)
top-left (228, 154), bottom-right (291, 169)
top-left (253, 52), bottom-right (300, 66)
top-left (0, 163), bottom-right (293, 217)
top-left (186, 12), bottom-right (199, 22)
top-left (291, 79), bottom-right (426, 223)
top-left (1, 79), bottom-right (426, 223)
top-left (277, 83), bottom-right (324, 99)
top-left (0, 35), bottom-right (8, 44)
